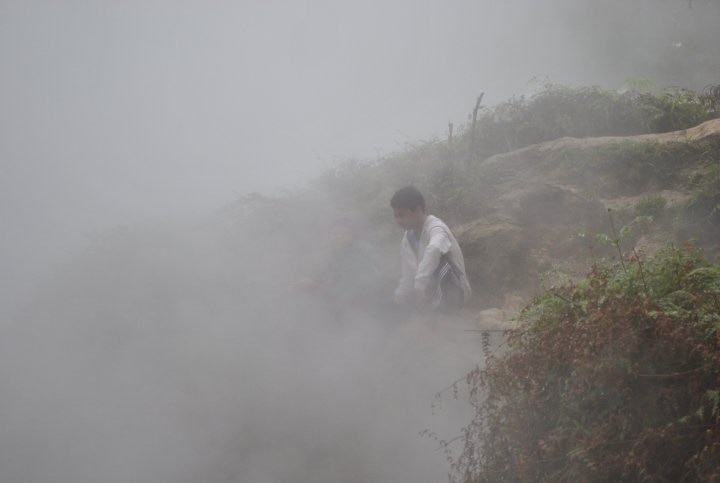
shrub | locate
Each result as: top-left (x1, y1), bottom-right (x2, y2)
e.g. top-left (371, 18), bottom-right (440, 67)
top-left (453, 245), bottom-right (720, 482)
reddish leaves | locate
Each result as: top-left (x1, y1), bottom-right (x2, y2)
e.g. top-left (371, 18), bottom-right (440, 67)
top-left (452, 246), bottom-right (720, 482)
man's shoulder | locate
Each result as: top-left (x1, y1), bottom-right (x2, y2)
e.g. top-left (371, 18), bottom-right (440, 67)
top-left (425, 215), bottom-right (451, 232)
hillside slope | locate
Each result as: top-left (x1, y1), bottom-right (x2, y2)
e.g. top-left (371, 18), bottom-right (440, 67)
top-left (457, 118), bottom-right (720, 311)
top-left (292, 85), bottom-right (720, 320)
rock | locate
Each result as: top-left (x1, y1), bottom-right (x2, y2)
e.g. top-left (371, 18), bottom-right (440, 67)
top-left (474, 307), bottom-right (515, 331)
top-left (455, 219), bottom-right (530, 307)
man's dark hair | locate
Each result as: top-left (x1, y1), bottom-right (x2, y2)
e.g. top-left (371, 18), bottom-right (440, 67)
top-left (390, 186), bottom-right (425, 211)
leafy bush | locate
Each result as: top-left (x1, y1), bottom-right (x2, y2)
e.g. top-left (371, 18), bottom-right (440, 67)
top-left (687, 161), bottom-right (720, 225)
top-left (453, 245), bottom-right (720, 482)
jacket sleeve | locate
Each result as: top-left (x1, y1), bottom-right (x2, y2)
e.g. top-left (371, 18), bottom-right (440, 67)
top-left (414, 226), bottom-right (452, 291)
top-left (394, 237), bottom-right (416, 301)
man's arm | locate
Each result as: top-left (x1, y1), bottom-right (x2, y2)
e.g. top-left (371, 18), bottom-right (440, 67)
top-left (413, 226), bottom-right (452, 293)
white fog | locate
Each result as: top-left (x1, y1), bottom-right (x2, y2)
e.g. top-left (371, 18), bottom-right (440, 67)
top-left (1, 1), bottom-right (718, 481)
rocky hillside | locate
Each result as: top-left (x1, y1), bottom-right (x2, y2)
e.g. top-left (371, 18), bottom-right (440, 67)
top-left (257, 84), bottom-right (720, 321)
top-left (457, 117), bottom-right (720, 312)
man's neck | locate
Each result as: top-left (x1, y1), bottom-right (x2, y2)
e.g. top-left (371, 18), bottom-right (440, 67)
top-left (412, 214), bottom-right (427, 233)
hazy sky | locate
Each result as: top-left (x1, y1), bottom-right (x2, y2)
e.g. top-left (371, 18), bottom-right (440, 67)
top-left (2, 0), bottom-right (719, 309)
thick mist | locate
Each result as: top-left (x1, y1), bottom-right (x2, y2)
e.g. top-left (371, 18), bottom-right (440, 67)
top-left (2, 1), bottom-right (720, 481)
top-left (1, 212), bottom-right (479, 482)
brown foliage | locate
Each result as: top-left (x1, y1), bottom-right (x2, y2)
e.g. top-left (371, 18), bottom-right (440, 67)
top-left (453, 245), bottom-right (720, 482)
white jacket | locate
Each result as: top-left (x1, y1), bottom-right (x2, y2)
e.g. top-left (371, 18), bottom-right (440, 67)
top-left (395, 215), bottom-right (471, 302)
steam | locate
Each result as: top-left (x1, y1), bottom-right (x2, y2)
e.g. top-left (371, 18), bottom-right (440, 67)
top-left (0, 218), bottom-right (478, 482)
top-left (2, 1), bottom-right (718, 481)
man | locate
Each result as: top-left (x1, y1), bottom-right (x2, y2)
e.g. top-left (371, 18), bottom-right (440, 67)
top-left (391, 186), bottom-right (471, 312)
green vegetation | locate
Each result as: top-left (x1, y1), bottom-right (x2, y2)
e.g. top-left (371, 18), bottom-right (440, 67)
top-left (452, 245), bottom-right (720, 482)
top-left (687, 162), bottom-right (720, 229)
top-left (466, 83), bottom-right (718, 163)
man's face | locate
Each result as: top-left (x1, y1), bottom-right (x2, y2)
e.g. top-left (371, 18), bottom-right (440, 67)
top-left (393, 206), bottom-right (422, 230)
